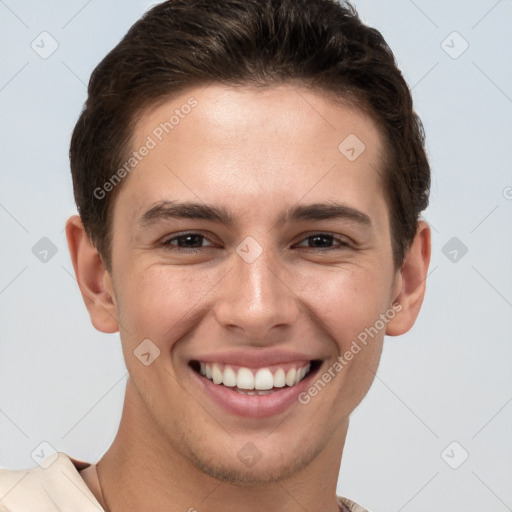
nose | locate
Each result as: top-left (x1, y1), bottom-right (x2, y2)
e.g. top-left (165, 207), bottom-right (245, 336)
top-left (213, 241), bottom-right (301, 343)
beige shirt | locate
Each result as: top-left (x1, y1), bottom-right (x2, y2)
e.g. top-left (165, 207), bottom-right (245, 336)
top-left (0, 452), bottom-right (369, 512)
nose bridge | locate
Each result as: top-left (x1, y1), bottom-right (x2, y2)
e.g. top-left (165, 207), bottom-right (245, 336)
top-left (214, 236), bottom-right (299, 337)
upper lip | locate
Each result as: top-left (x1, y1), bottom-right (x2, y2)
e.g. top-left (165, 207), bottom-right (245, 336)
top-left (189, 349), bottom-right (320, 368)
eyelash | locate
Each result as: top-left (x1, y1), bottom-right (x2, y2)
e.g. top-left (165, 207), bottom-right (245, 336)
top-left (161, 231), bottom-right (352, 253)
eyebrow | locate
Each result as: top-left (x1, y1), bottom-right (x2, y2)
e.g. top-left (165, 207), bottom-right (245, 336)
top-left (138, 200), bottom-right (372, 227)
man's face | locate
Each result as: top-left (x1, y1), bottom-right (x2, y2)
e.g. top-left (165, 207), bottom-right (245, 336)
top-left (106, 84), bottom-right (401, 483)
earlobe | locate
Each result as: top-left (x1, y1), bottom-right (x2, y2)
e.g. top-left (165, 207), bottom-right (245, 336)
top-left (386, 220), bottom-right (431, 336)
top-left (65, 215), bottom-right (119, 333)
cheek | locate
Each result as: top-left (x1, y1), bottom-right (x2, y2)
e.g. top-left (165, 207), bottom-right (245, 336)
top-left (114, 265), bottom-right (219, 351)
top-left (305, 266), bottom-right (392, 411)
top-left (298, 264), bottom-right (393, 348)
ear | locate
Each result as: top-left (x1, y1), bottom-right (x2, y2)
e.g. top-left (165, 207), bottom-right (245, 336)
top-left (65, 215), bottom-right (119, 333)
top-left (386, 220), bottom-right (431, 336)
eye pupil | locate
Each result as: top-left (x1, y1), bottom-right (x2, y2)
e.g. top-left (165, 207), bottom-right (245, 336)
top-left (164, 233), bottom-right (204, 248)
top-left (181, 234), bottom-right (202, 247)
top-left (310, 234), bottom-right (333, 247)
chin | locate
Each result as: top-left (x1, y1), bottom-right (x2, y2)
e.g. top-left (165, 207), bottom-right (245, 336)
top-left (181, 438), bottom-right (321, 486)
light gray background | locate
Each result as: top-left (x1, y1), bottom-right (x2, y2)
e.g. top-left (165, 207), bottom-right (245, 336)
top-left (0, 1), bottom-right (511, 510)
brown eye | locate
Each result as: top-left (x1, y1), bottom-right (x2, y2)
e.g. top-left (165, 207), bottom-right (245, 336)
top-left (295, 233), bottom-right (351, 250)
top-left (162, 232), bottom-right (213, 252)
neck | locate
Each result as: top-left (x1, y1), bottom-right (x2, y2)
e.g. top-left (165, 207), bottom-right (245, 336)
top-left (96, 378), bottom-right (347, 512)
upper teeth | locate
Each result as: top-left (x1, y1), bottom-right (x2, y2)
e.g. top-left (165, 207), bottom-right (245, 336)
top-left (199, 362), bottom-right (311, 390)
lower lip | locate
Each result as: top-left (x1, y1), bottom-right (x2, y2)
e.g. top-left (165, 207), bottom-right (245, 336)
top-left (190, 365), bottom-right (319, 419)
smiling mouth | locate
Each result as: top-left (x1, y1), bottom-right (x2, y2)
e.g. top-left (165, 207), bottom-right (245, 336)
top-left (189, 360), bottom-right (322, 395)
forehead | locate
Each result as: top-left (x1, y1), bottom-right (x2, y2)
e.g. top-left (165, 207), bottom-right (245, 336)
top-left (114, 83), bottom-right (388, 227)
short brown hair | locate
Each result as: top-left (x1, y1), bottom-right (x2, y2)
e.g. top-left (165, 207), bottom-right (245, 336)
top-left (70, 0), bottom-right (430, 270)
